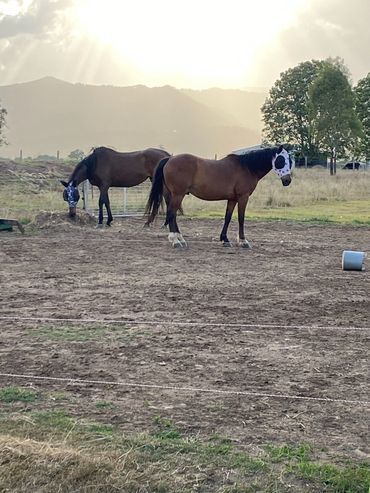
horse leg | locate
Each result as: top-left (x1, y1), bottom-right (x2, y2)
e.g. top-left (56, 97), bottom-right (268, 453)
top-left (105, 190), bottom-right (113, 226)
top-left (237, 195), bottom-right (251, 249)
top-left (167, 193), bottom-right (186, 248)
top-left (162, 188), bottom-right (171, 229)
top-left (97, 191), bottom-right (104, 227)
top-left (220, 200), bottom-right (236, 246)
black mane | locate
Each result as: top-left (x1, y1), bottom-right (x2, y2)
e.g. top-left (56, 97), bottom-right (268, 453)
top-left (228, 146), bottom-right (280, 173)
top-left (69, 149), bottom-right (98, 184)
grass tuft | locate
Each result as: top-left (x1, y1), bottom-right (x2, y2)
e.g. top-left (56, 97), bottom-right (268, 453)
top-left (0, 386), bottom-right (39, 403)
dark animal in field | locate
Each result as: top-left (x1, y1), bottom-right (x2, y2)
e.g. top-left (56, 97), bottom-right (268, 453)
top-left (145, 145), bottom-right (294, 248)
top-left (61, 146), bottom-right (171, 226)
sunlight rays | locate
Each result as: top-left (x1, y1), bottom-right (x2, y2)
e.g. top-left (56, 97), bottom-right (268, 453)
top-left (74, 0), bottom-right (308, 88)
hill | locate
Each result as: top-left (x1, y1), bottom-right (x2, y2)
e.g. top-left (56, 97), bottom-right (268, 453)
top-left (0, 77), bottom-right (266, 159)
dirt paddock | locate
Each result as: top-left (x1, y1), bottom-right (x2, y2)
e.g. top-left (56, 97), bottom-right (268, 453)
top-left (0, 216), bottom-right (369, 460)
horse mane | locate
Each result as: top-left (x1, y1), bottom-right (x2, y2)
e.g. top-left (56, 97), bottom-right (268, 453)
top-left (70, 148), bottom-right (99, 184)
top-left (228, 146), bottom-right (280, 173)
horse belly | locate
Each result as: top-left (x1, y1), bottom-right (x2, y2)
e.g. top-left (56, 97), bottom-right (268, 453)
top-left (190, 183), bottom-right (235, 201)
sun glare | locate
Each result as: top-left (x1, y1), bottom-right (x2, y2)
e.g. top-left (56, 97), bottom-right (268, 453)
top-left (75, 0), bottom-right (307, 88)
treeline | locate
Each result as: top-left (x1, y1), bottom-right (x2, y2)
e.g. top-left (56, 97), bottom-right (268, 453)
top-left (261, 58), bottom-right (370, 173)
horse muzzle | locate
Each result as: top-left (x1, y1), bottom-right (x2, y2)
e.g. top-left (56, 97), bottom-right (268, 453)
top-left (69, 207), bottom-right (77, 218)
top-left (281, 175), bottom-right (292, 187)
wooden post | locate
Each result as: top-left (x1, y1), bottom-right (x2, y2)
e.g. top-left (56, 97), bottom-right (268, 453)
top-left (57, 150), bottom-right (60, 160)
top-left (304, 156), bottom-right (307, 169)
top-left (82, 180), bottom-right (89, 211)
top-left (19, 149), bottom-right (23, 161)
top-left (123, 187), bottom-right (128, 215)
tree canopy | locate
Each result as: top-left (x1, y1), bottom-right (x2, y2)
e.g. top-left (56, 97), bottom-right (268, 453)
top-left (261, 58), bottom-right (363, 164)
top-left (354, 72), bottom-right (370, 160)
top-left (261, 60), bottom-right (325, 157)
top-left (308, 64), bottom-right (362, 161)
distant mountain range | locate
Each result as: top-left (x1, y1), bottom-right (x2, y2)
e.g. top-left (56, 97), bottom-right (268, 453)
top-left (0, 77), bottom-right (267, 159)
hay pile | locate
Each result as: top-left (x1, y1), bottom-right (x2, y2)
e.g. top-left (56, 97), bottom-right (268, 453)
top-left (32, 211), bottom-right (96, 230)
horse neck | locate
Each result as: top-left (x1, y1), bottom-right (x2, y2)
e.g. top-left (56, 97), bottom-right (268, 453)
top-left (255, 164), bottom-right (272, 180)
top-left (69, 162), bottom-right (87, 186)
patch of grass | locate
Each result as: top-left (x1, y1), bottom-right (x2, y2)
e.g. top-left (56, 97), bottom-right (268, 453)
top-left (289, 460), bottom-right (370, 493)
top-left (207, 402), bottom-right (226, 412)
top-left (32, 410), bottom-right (74, 430)
top-left (153, 415), bottom-right (182, 440)
top-left (267, 444), bottom-right (312, 462)
top-left (83, 423), bottom-right (113, 436)
top-left (0, 408), bottom-right (368, 492)
top-left (95, 400), bottom-right (114, 409)
top-left (50, 392), bottom-right (69, 402)
top-left (0, 386), bottom-right (39, 403)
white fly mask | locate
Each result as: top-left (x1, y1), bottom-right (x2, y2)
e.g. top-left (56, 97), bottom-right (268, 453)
top-left (272, 148), bottom-right (294, 178)
top-left (272, 148), bottom-right (294, 186)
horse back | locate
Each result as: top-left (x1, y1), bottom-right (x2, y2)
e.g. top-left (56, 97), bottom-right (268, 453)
top-left (164, 153), bottom-right (257, 200)
top-left (92, 147), bottom-right (169, 187)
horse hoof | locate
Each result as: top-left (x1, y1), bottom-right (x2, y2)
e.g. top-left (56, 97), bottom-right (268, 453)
top-left (240, 241), bottom-right (251, 249)
top-left (223, 241), bottom-right (232, 247)
top-left (96, 223), bottom-right (104, 229)
top-left (172, 241), bottom-right (183, 248)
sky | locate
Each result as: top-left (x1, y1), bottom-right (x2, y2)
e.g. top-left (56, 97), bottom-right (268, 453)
top-left (0, 0), bottom-right (369, 90)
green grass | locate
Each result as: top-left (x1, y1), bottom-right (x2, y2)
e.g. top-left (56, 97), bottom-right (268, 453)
top-left (0, 406), bottom-right (368, 492)
top-left (289, 461), bottom-right (370, 493)
top-left (0, 386), bottom-right (39, 403)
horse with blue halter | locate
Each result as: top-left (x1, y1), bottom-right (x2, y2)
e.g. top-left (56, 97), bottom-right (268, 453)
top-left (145, 145), bottom-right (294, 247)
top-left (61, 146), bottom-right (171, 226)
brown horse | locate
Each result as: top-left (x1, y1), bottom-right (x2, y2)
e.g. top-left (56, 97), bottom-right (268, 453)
top-left (145, 145), bottom-right (294, 247)
top-left (61, 146), bottom-right (171, 226)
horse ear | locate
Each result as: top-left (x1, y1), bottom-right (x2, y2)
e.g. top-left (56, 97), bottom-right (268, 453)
top-left (277, 145), bottom-right (284, 154)
top-left (60, 180), bottom-right (68, 187)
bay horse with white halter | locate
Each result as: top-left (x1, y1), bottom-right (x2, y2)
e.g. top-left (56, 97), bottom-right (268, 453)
top-left (61, 146), bottom-right (171, 226)
top-left (145, 145), bottom-right (294, 247)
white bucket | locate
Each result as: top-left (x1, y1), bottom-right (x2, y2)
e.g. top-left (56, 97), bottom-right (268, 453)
top-left (342, 250), bottom-right (366, 271)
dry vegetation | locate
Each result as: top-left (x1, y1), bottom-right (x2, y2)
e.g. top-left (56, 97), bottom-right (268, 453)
top-left (1, 158), bottom-right (370, 225)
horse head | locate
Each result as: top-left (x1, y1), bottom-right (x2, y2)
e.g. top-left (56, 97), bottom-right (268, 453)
top-left (272, 145), bottom-right (295, 186)
top-left (61, 180), bottom-right (80, 218)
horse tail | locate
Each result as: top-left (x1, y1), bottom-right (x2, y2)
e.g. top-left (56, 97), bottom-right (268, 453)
top-left (145, 157), bottom-right (170, 224)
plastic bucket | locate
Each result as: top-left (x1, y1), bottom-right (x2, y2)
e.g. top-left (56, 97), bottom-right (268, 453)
top-left (342, 250), bottom-right (366, 271)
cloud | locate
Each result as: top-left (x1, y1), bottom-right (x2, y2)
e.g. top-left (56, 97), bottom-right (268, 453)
top-left (0, 0), bottom-right (74, 38)
top-left (253, 0), bottom-right (370, 86)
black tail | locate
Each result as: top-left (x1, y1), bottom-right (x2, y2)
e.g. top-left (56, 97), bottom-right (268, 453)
top-left (145, 157), bottom-right (170, 224)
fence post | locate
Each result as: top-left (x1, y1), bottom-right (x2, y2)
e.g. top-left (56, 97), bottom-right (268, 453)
top-left (123, 187), bottom-right (127, 215)
top-left (82, 180), bottom-right (89, 211)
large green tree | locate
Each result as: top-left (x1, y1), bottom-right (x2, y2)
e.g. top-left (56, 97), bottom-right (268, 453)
top-left (354, 73), bottom-right (370, 161)
top-left (261, 60), bottom-right (325, 157)
top-left (308, 64), bottom-right (362, 174)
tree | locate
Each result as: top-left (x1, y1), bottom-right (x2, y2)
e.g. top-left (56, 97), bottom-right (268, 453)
top-left (261, 60), bottom-right (325, 157)
top-left (308, 64), bottom-right (362, 174)
top-left (0, 102), bottom-right (7, 147)
top-left (354, 73), bottom-right (370, 161)
top-left (68, 149), bottom-right (85, 162)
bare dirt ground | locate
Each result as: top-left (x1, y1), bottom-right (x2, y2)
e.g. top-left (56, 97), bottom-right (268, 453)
top-left (0, 216), bottom-right (369, 461)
